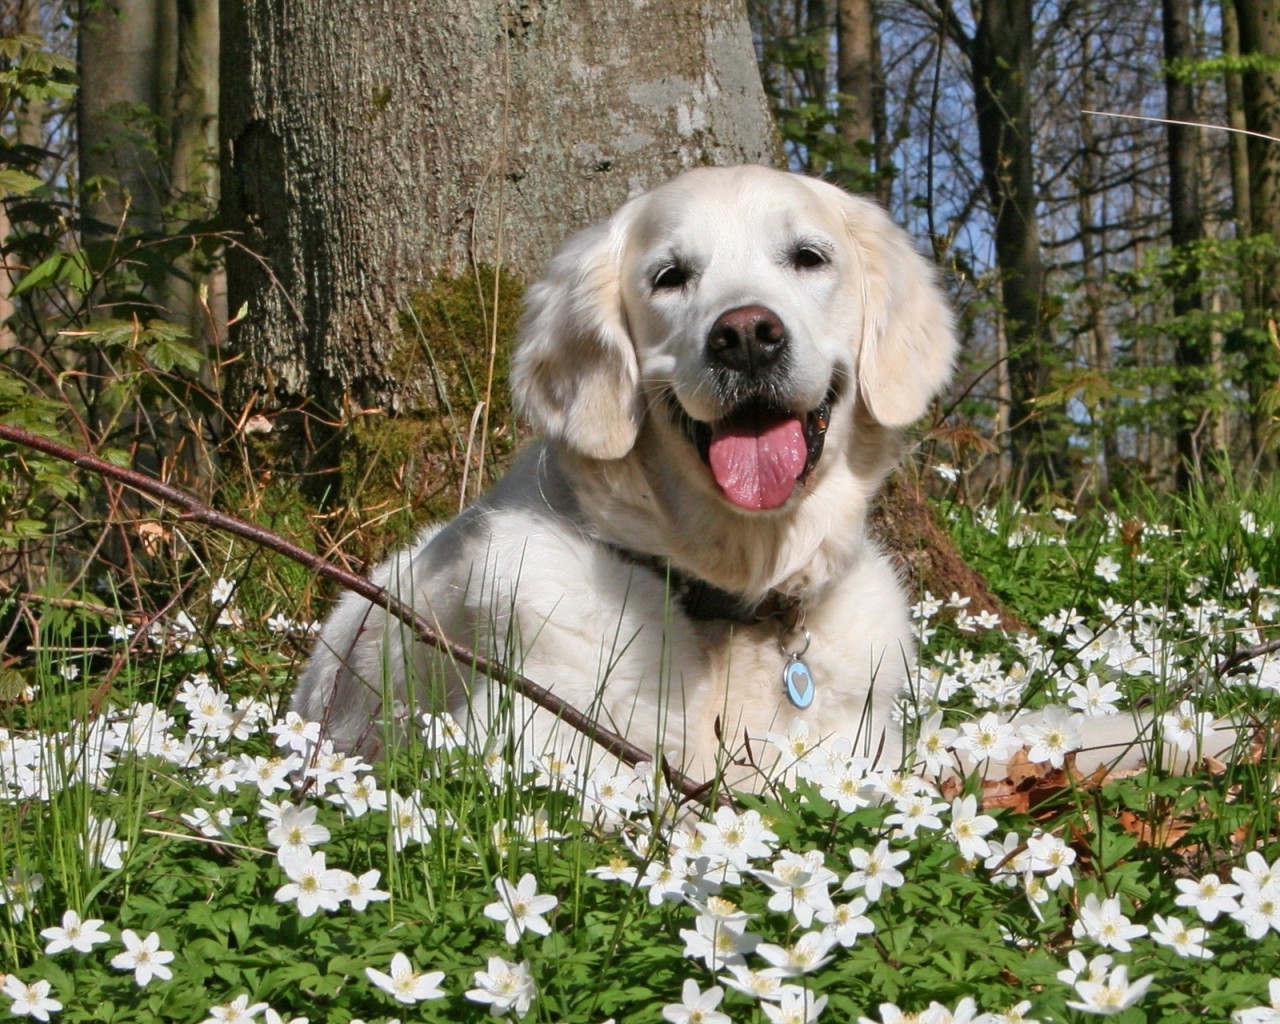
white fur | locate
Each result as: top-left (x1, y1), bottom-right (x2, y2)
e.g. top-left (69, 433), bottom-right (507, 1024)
top-left (294, 166), bottom-right (959, 785)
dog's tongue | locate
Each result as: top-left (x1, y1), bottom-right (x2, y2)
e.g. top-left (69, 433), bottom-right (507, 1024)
top-left (707, 416), bottom-right (807, 510)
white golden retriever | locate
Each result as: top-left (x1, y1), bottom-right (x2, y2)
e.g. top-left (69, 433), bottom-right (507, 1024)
top-left (294, 165), bottom-right (958, 783)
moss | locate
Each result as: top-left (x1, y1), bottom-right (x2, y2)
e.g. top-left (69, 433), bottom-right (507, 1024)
top-left (330, 264), bottom-right (527, 550)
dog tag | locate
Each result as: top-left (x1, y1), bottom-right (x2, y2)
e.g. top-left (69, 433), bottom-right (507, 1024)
top-left (783, 655), bottom-right (815, 709)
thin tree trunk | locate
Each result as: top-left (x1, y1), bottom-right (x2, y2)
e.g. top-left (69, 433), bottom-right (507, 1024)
top-left (1162, 0), bottom-right (1207, 489)
top-left (969, 0), bottom-right (1060, 490)
top-left (836, 0), bottom-right (876, 190)
top-left (77, 0), bottom-right (166, 238)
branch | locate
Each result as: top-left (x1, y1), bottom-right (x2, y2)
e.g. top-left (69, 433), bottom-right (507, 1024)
top-left (1215, 638), bottom-right (1280, 679)
top-left (0, 424), bottom-right (729, 808)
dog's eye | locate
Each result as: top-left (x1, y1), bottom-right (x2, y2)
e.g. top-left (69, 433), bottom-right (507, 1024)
top-left (651, 264), bottom-right (691, 291)
top-left (792, 245), bottom-right (829, 270)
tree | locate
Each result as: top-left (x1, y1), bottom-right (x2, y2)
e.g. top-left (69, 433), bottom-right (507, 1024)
top-left (1162, 0), bottom-right (1207, 488)
top-left (965, 0), bottom-right (1059, 489)
top-left (1232, 0), bottom-right (1280, 467)
top-left (219, 0), bottom-right (776, 505)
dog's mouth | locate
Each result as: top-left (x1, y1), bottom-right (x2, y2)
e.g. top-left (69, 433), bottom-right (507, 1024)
top-left (675, 390), bottom-right (834, 511)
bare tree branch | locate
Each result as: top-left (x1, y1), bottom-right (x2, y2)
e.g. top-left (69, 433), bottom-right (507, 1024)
top-left (0, 423), bottom-right (730, 808)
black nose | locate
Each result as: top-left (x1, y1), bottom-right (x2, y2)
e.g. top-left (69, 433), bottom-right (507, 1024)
top-left (706, 305), bottom-right (787, 376)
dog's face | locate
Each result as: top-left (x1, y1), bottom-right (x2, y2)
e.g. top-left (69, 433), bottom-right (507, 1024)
top-left (513, 166), bottom-right (956, 514)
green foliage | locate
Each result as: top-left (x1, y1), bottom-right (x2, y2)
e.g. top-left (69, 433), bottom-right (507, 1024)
top-left (1, 475), bottom-right (1279, 1022)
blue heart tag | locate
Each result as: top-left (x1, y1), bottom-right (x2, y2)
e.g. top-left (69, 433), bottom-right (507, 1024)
top-left (783, 657), bottom-right (815, 709)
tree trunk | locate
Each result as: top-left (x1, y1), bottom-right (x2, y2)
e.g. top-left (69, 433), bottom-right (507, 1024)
top-left (165, 0), bottom-right (225, 344)
top-left (1232, 0), bottom-right (1280, 469)
top-left (77, 0), bottom-right (166, 238)
top-left (835, 0), bottom-right (877, 191)
top-left (968, 0), bottom-right (1061, 490)
top-left (219, 0), bottom-right (777, 500)
top-left (1162, 0), bottom-right (1207, 489)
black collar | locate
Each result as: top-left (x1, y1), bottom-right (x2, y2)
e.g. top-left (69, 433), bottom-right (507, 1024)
top-left (608, 545), bottom-right (799, 625)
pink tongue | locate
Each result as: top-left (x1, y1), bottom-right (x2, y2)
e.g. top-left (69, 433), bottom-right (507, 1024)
top-left (707, 416), bottom-right (807, 510)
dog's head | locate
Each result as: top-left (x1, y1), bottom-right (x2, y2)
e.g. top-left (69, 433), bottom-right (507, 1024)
top-left (512, 166), bottom-right (957, 512)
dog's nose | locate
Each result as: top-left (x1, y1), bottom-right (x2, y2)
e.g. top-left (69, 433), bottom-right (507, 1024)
top-left (706, 305), bottom-right (787, 376)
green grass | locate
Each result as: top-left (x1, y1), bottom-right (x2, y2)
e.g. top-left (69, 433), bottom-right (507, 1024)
top-left (1, 477), bottom-right (1279, 1024)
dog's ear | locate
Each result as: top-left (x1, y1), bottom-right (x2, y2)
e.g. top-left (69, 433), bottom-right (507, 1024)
top-left (836, 191), bottom-right (958, 428)
top-left (511, 215), bottom-right (642, 460)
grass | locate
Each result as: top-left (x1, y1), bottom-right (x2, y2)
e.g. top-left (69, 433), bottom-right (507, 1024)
top-left (1, 472), bottom-right (1279, 1024)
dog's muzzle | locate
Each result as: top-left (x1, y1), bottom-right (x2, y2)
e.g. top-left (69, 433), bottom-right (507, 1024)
top-left (672, 390), bottom-right (833, 511)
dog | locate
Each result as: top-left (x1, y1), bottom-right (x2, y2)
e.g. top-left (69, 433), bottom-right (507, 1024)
top-left (293, 165), bottom-right (959, 786)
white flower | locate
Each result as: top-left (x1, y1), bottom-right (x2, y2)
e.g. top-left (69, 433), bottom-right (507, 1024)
top-left (1149, 913), bottom-right (1212, 958)
top-left (947, 794), bottom-right (997, 861)
top-left (1025, 832), bottom-right (1075, 891)
top-left (0, 870), bottom-right (42, 921)
top-left (679, 912), bottom-right (760, 971)
top-left (915, 711), bottom-right (958, 775)
top-left (1174, 872), bottom-right (1242, 922)
top-left (1071, 893), bottom-right (1147, 952)
top-left (365, 952), bottom-right (446, 1004)
top-left (388, 790), bottom-right (435, 851)
top-left (935, 463), bottom-right (959, 483)
top-left (755, 930), bottom-right (837, 976)
top-left (1, 976), bottom-right (62, 1022)
top-left (267, 712), bottom-right (321, 754)
top-left (41, 908), bottom-right (111, 954)
top-left (884, 792), bottom-right (947, 838)
top-left (1233, 885), bottom-right (1280, 940)
top-left (1093, 556), bottom-right (1121, 583)
top-left (1160, 699), bottom-right (1214, 754)
top-left (719, 964), bottom-right (789, 1001)
top-left (695, 807), bottom-right (778, 870)
top-left (335, 868), bottom-right (391, 911)
top-left (1055, 949), bottom-right (1112, 988)
top-left (111, 929), bottom-right (175, 986)
top-left (466, 956), bottom-right (536, 1018)
top-left (753, 850), bottom-right (837, 928)
top-left (210, 577), bottom-right (236, 606)
top-left (1018, 706), bottom-right (1083, 768)
top-left (274, 850), bottom-right (345, 917)
top-left (264, 801), bottom-right (331, 869)
top-left (816, 897), bottom-right (874, 947)
top-left (483, 873), bottom-right (559, 944)
top-left (955, 713), bottom-right (1021, 763)
top-left (844, 840), bottom-right (908, 902)
top-left (1066, 676), bottom-right (1123, 717)
top-left (761, 987), bottom-right (828, 1024)
top-left (81, 814), bottom-right (128, 869)
top-left (199, 994), bottom-right (270, 1024)
top-left (1065, 963), bottom-right (1154, 1015)
top-left (661, 979), bottom-right (731, 1024)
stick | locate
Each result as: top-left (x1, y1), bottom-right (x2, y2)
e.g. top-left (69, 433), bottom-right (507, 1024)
top-left (0, 423), bottom-right (728, 807)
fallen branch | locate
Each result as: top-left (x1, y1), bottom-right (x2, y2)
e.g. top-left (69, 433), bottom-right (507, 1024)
top-left (0, 424), bottom-right (728, 808)
top-left (1215, 637), bottom-right (1280, 679)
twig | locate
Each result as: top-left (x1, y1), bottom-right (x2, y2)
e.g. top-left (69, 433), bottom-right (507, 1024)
top-left (1215, 638), bottom-right (1280, 679)
top-left (0, 424), bottom-right (727, 808)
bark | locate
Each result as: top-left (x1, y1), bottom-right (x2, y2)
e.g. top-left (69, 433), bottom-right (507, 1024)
top-left (1161, 0), bottom-right (1207, 488)
top-left (968, 0), bottom-right (1062, 490)
top-left (835, 0), bottom-right (877, 191)
top-left (165, 0), bottom-right (225, 341)
top-left (219, 0), bottom-right (777, 490)
top-left (0, 0), bottom-right (44, 349)
top-left (77, 0), bottom-right (166, 237)
top-left (1232, 0), bottom-right (1280, 468)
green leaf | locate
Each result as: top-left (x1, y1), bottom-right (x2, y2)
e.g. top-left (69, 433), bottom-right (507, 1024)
top-left (144, 336), bottom-right (204, 373)
top-left (0, 168), bottom-right (44, 196)
top-left (10, 253), bottom-right (65, 297)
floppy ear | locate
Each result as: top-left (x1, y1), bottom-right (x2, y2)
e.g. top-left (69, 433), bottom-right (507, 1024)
top-left (837, 191), bottom-right (958, 428)
top-left (511, 214), bottom-right (642, 460)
